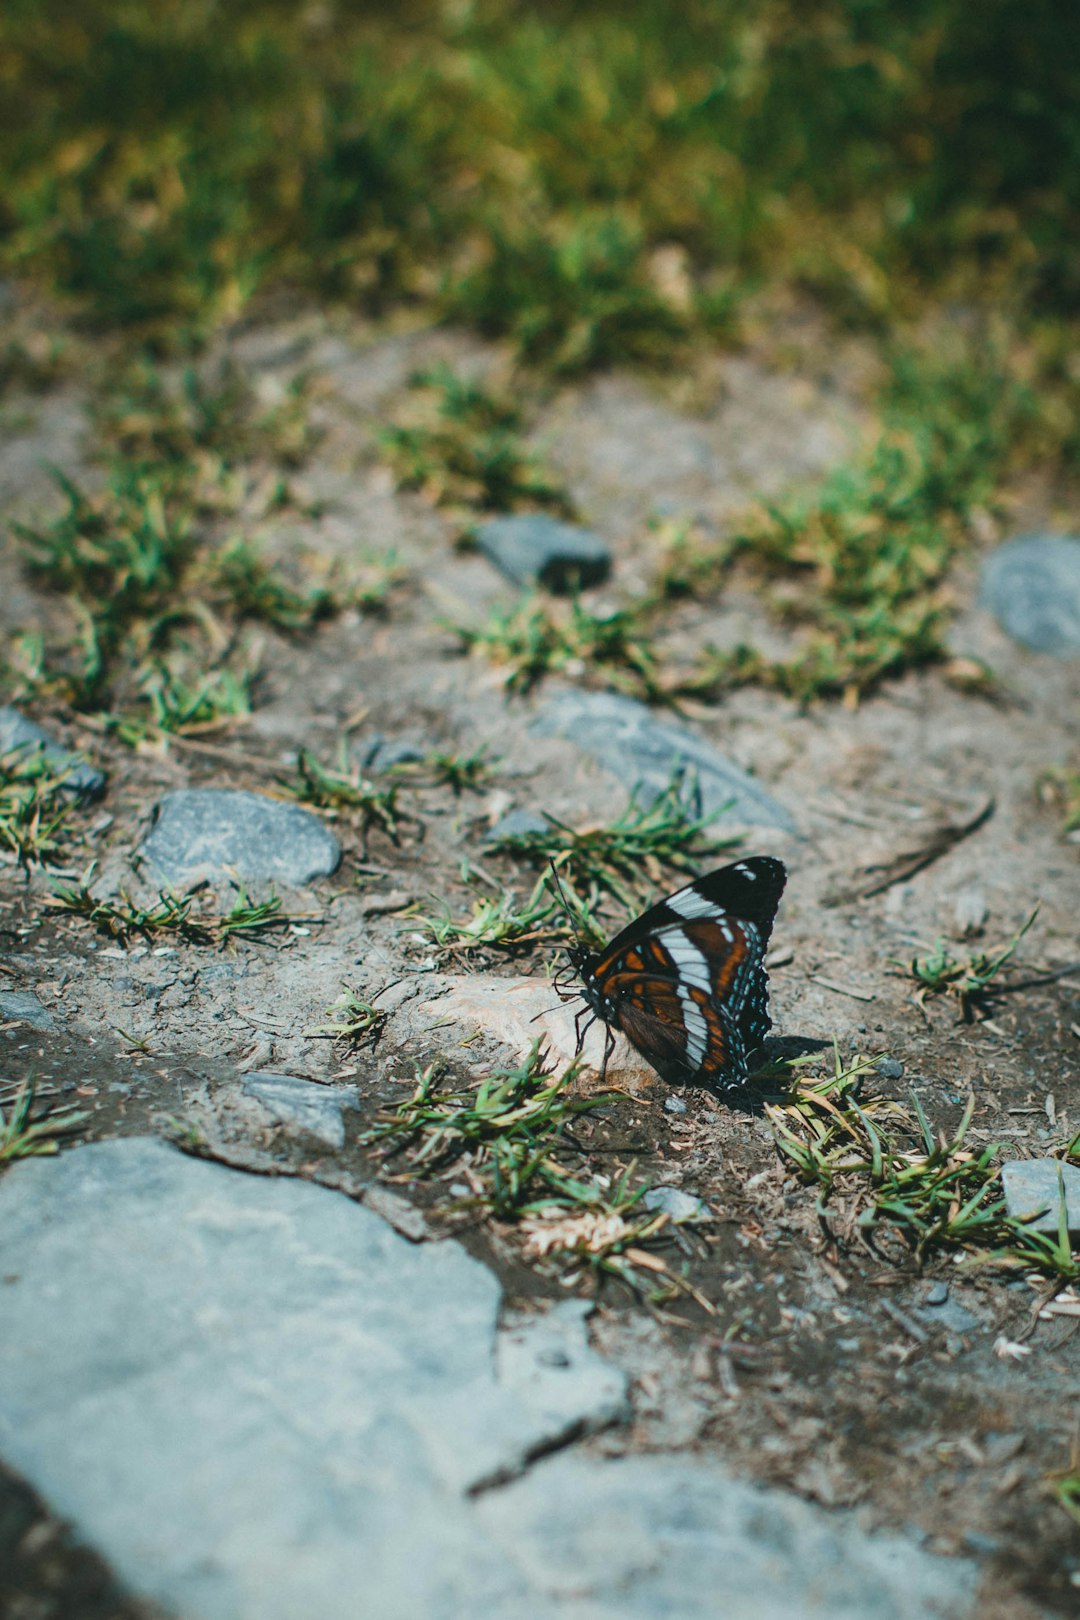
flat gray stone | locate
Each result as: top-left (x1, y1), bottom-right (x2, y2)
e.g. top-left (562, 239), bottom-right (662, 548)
top-left (484, 808), bottom-right (552, 844)
top-left (241, 1073), bottom-right (358, 1148)
top-left (533, 690), bottom-right (797, 832)
top-left (642, 1185), bottom-right (711, 1223)
top-left (1001, 1158), bottom-right (1080, 1235)
top-left (0, 989), bottom-right (57, 1031)
top-left (474, 515), bottom-right (611, 592)
top-left (0, 1141), bottom-right (978, 1620)
top-left (0, 1139), bottom-right (631, 1620)
top-left (0, 705), bottom-right (105, 800)
top-left (495, 1302), bottom-right (629, 1465)
top-left (980, 534), bottom-right (1080, 655)
top-left (476, 1450), bottom-right (976, 1620)
top-left (139, 788), bottom-right (340, 886)
top-left (914, 1294), bottom-right (984, 1337)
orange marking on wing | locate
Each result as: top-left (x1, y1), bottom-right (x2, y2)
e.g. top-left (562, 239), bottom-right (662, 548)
top-left (628, 984), bottom-right (683, 1026)
top-left (603, 972), bottom-right (684, 1025)
top-left (682, 921), bottom-right (747, 997)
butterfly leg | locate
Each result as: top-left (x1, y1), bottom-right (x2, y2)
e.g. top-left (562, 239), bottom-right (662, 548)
top-left (598, 1022), bottom-right (615, 1085)
top-left (574, 1005), bottom-right (595, 1057)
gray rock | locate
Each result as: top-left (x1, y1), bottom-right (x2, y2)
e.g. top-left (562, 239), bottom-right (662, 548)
top-left (914, 1294), bottom-right (983, 1337)
top-left (0, 989), bottom-right (57, 1031)
top-left (0, 705), bottom-right (105, 800)
top-left (359, 735), bottom-right (427, 771)
top-left (476, 1450), bottom-right (976, 1620)
top-left (663, 1095), bottom-right (688, 1116)
top-left (474, 515), bottom-right (611, 593)
top-left (241, 1072), bottom-right (358, 1149)
top-left (980, 534), bottom-right (1080, 655)
top-left (923, 1282), bottom-right (950, 1307)
top-left (494, 1302), bottom-right (629, 1474)
top-left (1001, 1158), bottom-right (1080, 1235)
top-left (0, 1141), bottom-right (979, 1620)
top-left (642, 1185), bottom-right (711, 1223)
top-left (484, 809), bottom-right (552, 844)
top-left (362, 1184), bottom-right (430, 1242)
top-left (533, 690), bottom-right (796, 832)
top-left (875, 1057), bottom-right (904, 1081)
top-left (0, 1139), bottom-right (634, 1620)
top-left (951, 888), bottom-right (988, 938)
top-left (139, 788), bottom-right (340, 886)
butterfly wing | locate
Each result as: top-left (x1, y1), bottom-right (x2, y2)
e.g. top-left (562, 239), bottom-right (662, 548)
top-left (593, 856), bottom-right (787, 972)
top-left (586, 856), bottom-right (787, 1089)
top-left (737, 960), bottom-right (773, 1051)
top-left (600, 968), bottom-right (749, 1088)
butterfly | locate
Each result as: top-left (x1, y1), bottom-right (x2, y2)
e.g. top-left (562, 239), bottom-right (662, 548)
top-left (555, 856), bottom-right (788, 1091)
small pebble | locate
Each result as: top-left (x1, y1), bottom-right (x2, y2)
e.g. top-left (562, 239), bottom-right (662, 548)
top-left (643, 1186), bottom-right (710, 1222)
top-left (484, 809), bottom-right (551, 844)
top-left (924, 1282), bottom-right (950, 1307)
top-left (140, 788), bottom-right (341, 886)
top-left (0, 990), bottom-right (57, 1032)
top-left (952, 888), bottom-right (988, 938)
top-left (1001, 1158), bottom-right (1080, 1235)
top-left (663, 1096), bottom-right (688, 1116)
top-left (980, 533), bottom-right (1080, 655)
top-left (0, 705), bottom-right (106, 801)
top-left (876, 1057), bottom-right (904, 1081)
top-left (242, 1073), bottom-right (358, 1149)
top-left (961, 1531), bottom-right (1000, 1557)
top-left (474, 514), bottom-right (611, 593)
top-left (360, 736), bottom-right (426, 772)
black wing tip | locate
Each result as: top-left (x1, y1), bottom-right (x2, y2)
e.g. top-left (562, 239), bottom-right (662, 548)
top-left (695, 855), bottom-right (788, 925)
top-left (731, 854), bottom-right (787, 882)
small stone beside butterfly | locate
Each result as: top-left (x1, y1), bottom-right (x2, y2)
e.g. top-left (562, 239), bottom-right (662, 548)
top-left (556, 856), bottom-right (787, 1092)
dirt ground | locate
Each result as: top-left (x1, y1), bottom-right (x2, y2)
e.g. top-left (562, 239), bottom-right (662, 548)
top-left (2, 300), bottom-right (1079, 1617)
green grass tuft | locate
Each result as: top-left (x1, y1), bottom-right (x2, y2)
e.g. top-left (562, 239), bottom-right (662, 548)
top-left (46, 868), bottom-right (304, 947)
top-left (408, 873), bottom-right (561, 955)
top-left (283, 747), bottom-right (412, 847)
top-left (768, 1045), bottom-right (1078, 1279)
top-left (444, 213), bottom-right (691, 376)
top-left (395, 745), bottom-right (501, 795)
top-left (488, 773), bottom-right (738, 908)
top-left (456, 593), bottom-right (660, 699)
top-left (0, 744), bottom-right (80, 867)
top-left (381, 365), bottom-right (571, 515)
top-left (306, 985), bottom-right (389, 1045)
top-left (684, 344), bottom-right (1039, 704)
top-left (0, 1079), bottom-right (88, 1166)
top-left (895, 907), bottom-right (1039, 1020)
top-left (363, 1041), bottom-right (701, 1300)
top-left (14, 462), bottom-right (336, 717)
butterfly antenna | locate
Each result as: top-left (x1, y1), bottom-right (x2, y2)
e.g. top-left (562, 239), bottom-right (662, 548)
top-left (547, 858), bottom-right (586, 945)
top-left (529, 1001), bottom-right (565, 1023)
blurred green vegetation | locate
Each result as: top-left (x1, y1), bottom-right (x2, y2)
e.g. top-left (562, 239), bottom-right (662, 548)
top-left (3, 1), bottom-right (1079, 707)
top-left (2, 0), bottom-right (1078, 355)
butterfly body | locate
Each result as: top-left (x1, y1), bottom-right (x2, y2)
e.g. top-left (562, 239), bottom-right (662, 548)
top-left (562, 857), bottom-right (787, 1091)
